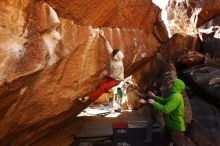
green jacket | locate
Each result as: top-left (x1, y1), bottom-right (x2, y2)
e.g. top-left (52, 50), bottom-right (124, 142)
top-left (153, 79), bottom-right (185, 131)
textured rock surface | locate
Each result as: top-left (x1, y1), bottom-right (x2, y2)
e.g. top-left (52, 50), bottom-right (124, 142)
top-left (132, 55), bottom-right (164, 90)
top-left (167, 0), bottom-right (220, 35)
top-left (47, 0), bottom-right (160, 31)
top-left (153, 12), bottom-right (169, 43)
top-left (176, 51), bottom-right (205, 69)
top-left (166, 0), bottom-right (220, 69)
top-left (0, 0), bottom-right (168, 145)
top-left (187, 89), bottom-right (220, 146)
top-left (199, 15), bottom-right (220, 68)
top-left (159, 33), bottom-right (201, 63)
top-left (182, 65), bottom-right (220, 107)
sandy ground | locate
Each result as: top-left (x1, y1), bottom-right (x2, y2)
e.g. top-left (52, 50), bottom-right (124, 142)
top-left (32, 106), bottom-right (147, 146)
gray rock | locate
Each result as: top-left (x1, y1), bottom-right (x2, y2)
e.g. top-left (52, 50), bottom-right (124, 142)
top-left (186, 88), bottom-right (220, 146)
top-left (182, 65), bottom-right (220, 107)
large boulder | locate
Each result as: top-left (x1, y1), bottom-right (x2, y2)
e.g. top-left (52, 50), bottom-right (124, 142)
top-left (153, 12), bottom-right (169, 43)
top-left (47, 0), bottom-right (163, 31)
top-left (167, 0), bottom-right (220, 35)
top-left (186, 89), bottom-right (220, 146)
top-left (166, 0), bottom-right (220, 69)
top-left (132, 55), bottom-right (164, 90)
top-left (176, 50), bottom-right (205, 69)
top-left (0, 0), bottom-right (168, 145)
top-left (159, 33), bottom-right (201, 64)
top-left (182, 65), bottom-right (220, 107)
top-left (199, 15), bottom-right (220, 68)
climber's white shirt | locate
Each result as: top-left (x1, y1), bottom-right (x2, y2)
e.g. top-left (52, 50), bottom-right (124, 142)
top-left (110, 51), bottom-right (124, 81)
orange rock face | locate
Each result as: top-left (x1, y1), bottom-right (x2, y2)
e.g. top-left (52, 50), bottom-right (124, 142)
top-left (0, 0), bottom-right (168, 145)
top-left (47, 0), bottom-right (159, 31)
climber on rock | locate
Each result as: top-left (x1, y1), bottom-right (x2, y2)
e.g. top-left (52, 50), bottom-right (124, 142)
top-left (77, 30), bottom-right (124, 102)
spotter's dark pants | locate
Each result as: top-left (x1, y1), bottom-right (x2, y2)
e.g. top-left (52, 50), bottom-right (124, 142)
top-left (161, 126), bottom-right (185, 146)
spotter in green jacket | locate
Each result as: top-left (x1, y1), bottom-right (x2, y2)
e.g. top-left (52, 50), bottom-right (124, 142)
top-left (153, 79), bottom-right (185, 131)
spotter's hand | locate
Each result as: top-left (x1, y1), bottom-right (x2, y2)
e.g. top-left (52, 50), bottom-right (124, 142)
top-left (148, 99), bottom-right (155, 105)
top-left (139, 99), bottom-right (147, 104)
top-left (147, 91), bottom-right (155, 98)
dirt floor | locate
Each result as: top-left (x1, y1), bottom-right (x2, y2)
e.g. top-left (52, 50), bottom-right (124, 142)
top-left (32, 106), bottom-right (148, 146)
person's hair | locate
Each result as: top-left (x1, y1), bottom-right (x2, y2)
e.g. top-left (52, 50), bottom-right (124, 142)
top-left (117, 87), bottom-right (121, 90)
top-left (112, 49), bottom-right (119, 57)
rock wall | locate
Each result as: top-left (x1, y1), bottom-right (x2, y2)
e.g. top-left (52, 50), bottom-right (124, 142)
top-left (182, 65), bottom-right (220, 107)
top-left (0, 0), bottom-right (168, 145)
top-left (199, 15), bottom-right (220, 68)
top-left (186, 88), bottom-right (220, 146)
top-left (167, 0), bottom-right (220, 35)
top-left (181, 64), bottom-right (220, 146)
top-left (158, 33), bottom-right (205, 70)
top-left (166, 0), bottom-right (220, 68)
